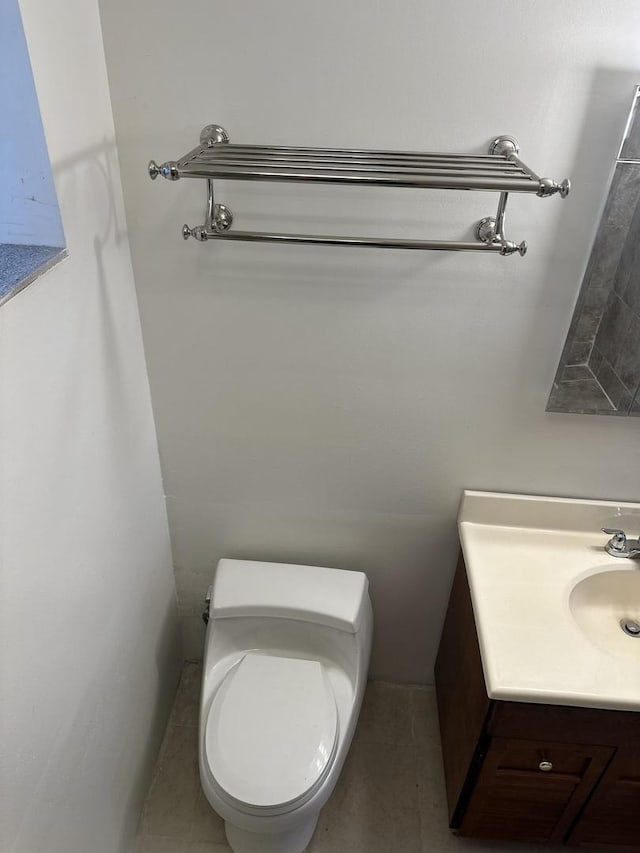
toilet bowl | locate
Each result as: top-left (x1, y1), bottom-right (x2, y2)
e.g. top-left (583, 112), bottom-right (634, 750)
top-left (198, 558), bottom-right (373, 853)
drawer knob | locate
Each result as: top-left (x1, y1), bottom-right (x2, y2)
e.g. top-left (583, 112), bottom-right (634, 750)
top-left (539, 761), bottom-right (553, 772)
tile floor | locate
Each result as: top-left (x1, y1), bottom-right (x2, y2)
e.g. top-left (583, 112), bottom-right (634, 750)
top-left (134, 663), bottom-right (582, 853)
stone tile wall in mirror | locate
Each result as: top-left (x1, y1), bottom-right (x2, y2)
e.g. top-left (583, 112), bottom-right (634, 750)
top-left (547, 86), bottom-right (640, 416)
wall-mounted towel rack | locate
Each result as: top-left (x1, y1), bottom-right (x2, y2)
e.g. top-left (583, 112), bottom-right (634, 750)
top-left (148, 125), bottom-right (570, 256)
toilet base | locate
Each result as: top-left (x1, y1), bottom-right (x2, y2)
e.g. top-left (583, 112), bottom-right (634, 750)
top-left (224, 813), bottom-right (319, 853)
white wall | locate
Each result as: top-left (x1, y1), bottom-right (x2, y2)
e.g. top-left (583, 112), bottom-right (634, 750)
top-left (98, 0), bottom-right (640, 682)
top-left (0, 0), bottom-right (180, 850)
top-left (0, 0), bottom-right (65, 247)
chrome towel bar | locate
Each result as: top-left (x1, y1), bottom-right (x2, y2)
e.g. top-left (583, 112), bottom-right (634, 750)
top-left (149, 125), bottom-right (570, 256)
top-left (180, 227), bottom-right (520, 253)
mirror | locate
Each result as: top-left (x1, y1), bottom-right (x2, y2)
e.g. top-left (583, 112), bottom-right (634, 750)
top-left (547, 86), bottom-right (640, 416)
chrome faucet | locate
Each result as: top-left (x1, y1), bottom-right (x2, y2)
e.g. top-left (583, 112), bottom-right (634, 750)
top-left (602, 528), bottom-right (640, 559)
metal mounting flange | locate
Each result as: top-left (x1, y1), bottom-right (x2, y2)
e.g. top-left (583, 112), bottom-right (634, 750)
top-left (475, 216), bottom-right (497, 244)
top-left (475, 217), bottom-right (527, 256)
top-left (211, 204), bottom-right (233, 231)
top-left (488, 135), bottom-right (520, 157)
top-left (200, 124), bottom-right (230, 147)
top-left (183, 204), bottom-right (233, 241)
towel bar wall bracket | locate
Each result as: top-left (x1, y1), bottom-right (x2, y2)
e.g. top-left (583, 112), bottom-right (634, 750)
top-left (148, 124), bottom-right (570, 256)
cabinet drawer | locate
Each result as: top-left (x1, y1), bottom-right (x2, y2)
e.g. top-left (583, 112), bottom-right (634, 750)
top-left (460, 737), bottom-right (614, 844)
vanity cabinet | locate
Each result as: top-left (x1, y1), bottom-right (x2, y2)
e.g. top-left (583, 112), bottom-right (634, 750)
top-left (434, 555), bottom-right (640, 851)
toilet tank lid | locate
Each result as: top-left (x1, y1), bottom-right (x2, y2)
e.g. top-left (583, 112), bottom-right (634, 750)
top-left (212, 559), bottom-right (369, 633)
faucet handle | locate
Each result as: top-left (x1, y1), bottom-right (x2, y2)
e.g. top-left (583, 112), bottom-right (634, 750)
top-left (602, 528), bottom-right (627, 552)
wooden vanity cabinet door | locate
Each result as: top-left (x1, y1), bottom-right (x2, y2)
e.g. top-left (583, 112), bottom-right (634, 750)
top-left (459, 737), bottom-right (614, 844)
top-left (567, 747), bottom-right (640, 849)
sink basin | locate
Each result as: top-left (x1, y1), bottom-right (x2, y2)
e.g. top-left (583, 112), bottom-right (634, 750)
top-left (458, 490), bottom-right (640, 711)
top-left (569, 569), bottom-right (640, 661)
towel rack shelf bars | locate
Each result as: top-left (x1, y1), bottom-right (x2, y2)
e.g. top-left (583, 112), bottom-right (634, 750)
top-left (149, 125), bottom-right (570, 256)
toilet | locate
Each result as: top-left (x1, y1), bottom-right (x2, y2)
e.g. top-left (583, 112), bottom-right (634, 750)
top-left (198, 558), bottom-right (373, 853)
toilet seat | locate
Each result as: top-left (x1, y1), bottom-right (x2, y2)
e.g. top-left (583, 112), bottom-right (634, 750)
top-left (205, 653), bottom-right (339, 815)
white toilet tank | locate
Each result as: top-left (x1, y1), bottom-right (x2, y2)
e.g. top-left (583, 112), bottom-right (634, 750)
top-left (211, 559), bottom-right (370, 633)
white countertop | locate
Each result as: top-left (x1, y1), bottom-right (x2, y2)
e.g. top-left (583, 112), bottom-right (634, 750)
top-left (458, 491), bottom-right (640, 712)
